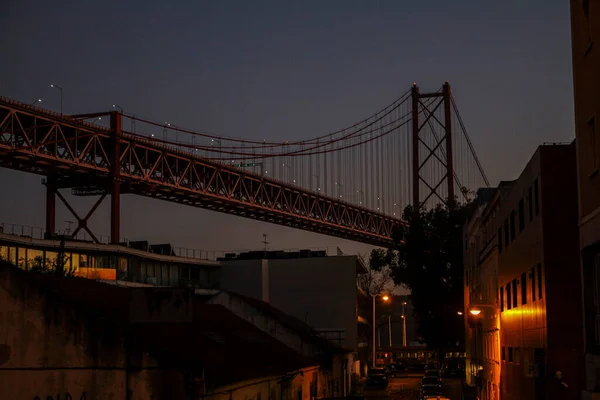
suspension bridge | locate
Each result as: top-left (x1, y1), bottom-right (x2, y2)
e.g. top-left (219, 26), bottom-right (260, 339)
top-left (0, 82), bottom-right (488, 247)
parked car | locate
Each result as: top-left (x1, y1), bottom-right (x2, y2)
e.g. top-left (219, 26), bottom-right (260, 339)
top-left (423, 368), bottom-right (443, 384)
top-left (366, 368), bottom-right (389, 389)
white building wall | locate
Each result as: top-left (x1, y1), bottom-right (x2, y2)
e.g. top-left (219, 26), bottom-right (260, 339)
top-left (220, 255), bottom-right (359, 351)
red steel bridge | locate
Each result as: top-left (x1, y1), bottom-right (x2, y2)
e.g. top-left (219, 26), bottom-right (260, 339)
top-left (0, 83), bottom-right (488, 247)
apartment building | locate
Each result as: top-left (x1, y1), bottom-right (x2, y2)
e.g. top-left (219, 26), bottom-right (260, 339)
top-left (570, 1), bottom-right (600, 398)
top-left (464, 185), bottom-right (512, 400)
top-left (496, 143), bottom-right (583, 400)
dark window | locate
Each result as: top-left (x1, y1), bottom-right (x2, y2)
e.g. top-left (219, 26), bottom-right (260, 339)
top-left (508, 347), bottom-right (513, 362)
top-left (500, 287), bottom-right (504, 311)
top-left (521, 272), bottom-right (527, 305)
top-left (590, 117), bottom-right (597, 171)
top-left (537, 263), bottom-right (543, 299)
top-left (466, 271), bottom-right (469, 287)
top-left (528, 186), bottom-right (533, 222)
top-left (510, 211), bottom-right (516, 241)
top-left (531, 267), bottom-right (536, 301)
top-left (534, 179), bottom-right (540, 216)
top-left (518, 199), bottom-right (525, 232)
top-left (506, 283), bottom-right (512, 309)
top-left (501, 347), bottom-right (506, 361)
top-left (498, 228), bottom-right (503, 253)
top-left (504, 219), bottom-right (509, 247)
top-left (512, 279), bottom-right (518, 306)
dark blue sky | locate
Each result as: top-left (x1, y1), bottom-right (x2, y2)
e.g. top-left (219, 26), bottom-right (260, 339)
top-left (0, 0), bottom-right (574, 255)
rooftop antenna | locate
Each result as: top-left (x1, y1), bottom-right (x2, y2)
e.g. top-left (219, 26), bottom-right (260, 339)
top-left (261, 233), bottom-right (269, 251)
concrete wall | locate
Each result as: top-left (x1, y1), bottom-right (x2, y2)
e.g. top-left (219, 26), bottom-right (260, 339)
top-left (220, 259), bottom-right (266, 301)
top-left (208, 291), bottom-right (311, 356)
top-left (206, 366), bottom-right (327, 400)
top-left (220, 256), bottom-right (359, 351)
top-left (0, 265), bottom-right (193, 400)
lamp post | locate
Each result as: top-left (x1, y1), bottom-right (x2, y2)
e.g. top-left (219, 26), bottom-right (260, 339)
top-left (401, 301), bottom-right (407, 347)
top-left (372, 293), bottom-right (390, 368)
top-left (50, 84), bottom-right (63, 115)
top-left (112, 104), bottom-right (123, 113)
top-left (30, 99), bottom-right (42, 106)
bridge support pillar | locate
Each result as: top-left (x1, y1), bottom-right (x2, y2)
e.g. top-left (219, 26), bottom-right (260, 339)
top-left (44, 179), bottom-right (56, 239)
top-left (110, 112), bottom-right (122, 244)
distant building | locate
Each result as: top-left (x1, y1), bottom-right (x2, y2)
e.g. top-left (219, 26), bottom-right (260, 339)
top-left (0, 260), bottom-right (348, 399)
top-left (465, 144), bottom-right (584, 400)
top-left (0, 230), bottom-right (220, 288)
top-left (217, 249), bottom-right (371, 377)
top-left (569, 2), bottom-right (600, 398)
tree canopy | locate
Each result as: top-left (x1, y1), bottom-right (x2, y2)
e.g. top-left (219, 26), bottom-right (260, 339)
top-left (385, 199), bottom-right (475, 349)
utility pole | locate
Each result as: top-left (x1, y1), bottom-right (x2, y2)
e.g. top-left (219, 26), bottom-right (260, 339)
top-left (261, 233), bottom-right (269, 258)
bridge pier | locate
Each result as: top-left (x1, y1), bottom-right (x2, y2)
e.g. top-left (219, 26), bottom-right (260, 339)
top-left (44, 178), bottom-right (56, 239)
top-left (109, 112), bottom-right (122, 244)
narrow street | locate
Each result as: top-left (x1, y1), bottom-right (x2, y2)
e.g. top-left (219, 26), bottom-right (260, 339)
top-left (362, 376), bottom-right (463, 400)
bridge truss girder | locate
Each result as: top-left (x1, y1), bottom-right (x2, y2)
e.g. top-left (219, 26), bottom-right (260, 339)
top-left (0, 97), bottom-right (406, 247)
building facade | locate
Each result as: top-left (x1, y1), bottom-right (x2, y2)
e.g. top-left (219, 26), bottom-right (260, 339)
top-left (464, 186), bottom-right (509, 400)
top-left (570, 1), bottom-right (600, 398)
top-left (218, 250), bottom-right (370, 375)
top-left (496, 144), bottom-right (583, 400)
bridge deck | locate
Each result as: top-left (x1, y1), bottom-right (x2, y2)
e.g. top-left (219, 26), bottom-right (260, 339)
top-left (0, 97), bottom-right (406, 247)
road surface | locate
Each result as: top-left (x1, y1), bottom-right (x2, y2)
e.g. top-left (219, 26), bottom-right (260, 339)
top-left (361, 376), bottom-right (463, 400)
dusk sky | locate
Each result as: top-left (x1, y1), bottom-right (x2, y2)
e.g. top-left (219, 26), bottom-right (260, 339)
top-left (0, 0), bottom-right (574, 257)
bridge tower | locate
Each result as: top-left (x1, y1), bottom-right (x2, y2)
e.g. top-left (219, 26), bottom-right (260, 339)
top-left (411, 82), bottom-right (455, 210)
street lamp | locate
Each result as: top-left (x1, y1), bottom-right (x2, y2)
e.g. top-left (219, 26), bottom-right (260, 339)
top-left (468, 304), bottom-right (496, 316)
top-left (372, 293), bottom-right (390, 368)
top-left (112, 104), bottom-right (123, 113)
top-left (401, 301), bottom-right (407, 347)
top-left (50, 84), bottom-right (63, 115)
top-left (30, 99), bottom-right (42, 106)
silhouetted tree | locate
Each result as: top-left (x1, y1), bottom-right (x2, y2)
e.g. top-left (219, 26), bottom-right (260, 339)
top-left (357, 249), bottom-right (397, 296)
top-left (386, 197), bottom-right (475, 351)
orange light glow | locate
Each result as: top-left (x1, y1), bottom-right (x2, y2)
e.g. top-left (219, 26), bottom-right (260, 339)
top-left (382, 295), bottom-right (390, 301)
top-left (470, 309), bottom-right (482, 315)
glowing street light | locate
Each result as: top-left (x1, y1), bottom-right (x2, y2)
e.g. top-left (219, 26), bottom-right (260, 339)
top-left (112, 104), bottom-right (123, 113)
top-left (372, 292), bottom-right (391, 367)
top-left (467, 304), bottom-right (496, 316)
top-left (30, 99), bottom-right (42, 106)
